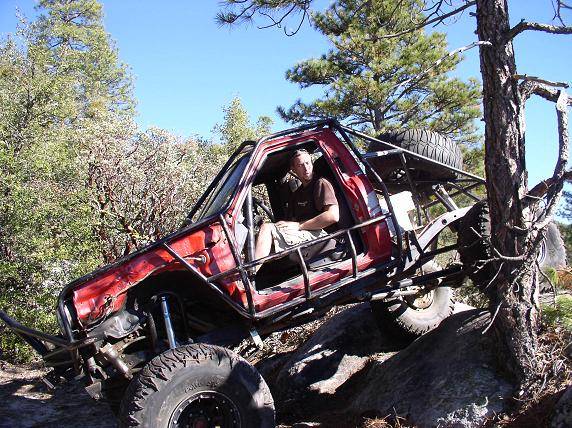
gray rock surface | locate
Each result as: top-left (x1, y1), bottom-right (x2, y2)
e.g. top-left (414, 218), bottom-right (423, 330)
top-left (349, 309), bottom-right (513, 427)
top-left (551, 385), bottom-right (572, 428)
top-left (275, 303), bottom-right (400, 400)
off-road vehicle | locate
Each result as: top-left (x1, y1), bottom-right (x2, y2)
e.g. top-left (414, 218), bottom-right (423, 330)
top-left (2, 120), bottom-right (555, 427)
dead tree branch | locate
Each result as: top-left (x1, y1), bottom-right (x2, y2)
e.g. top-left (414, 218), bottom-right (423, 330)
top-left (526, 171), bottom-right (572, 201)
top-left (514, 74), bottom-right (569, 89)
top-left (506, 19), bottom-right (572, 41)
top-left (519, 88), bottom-right (570, 264)
top-left (553, 0), bottom-right (572, 25)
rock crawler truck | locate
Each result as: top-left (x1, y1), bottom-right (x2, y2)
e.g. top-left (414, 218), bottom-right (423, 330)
top-left (2, 120), bottom-right (500, 427)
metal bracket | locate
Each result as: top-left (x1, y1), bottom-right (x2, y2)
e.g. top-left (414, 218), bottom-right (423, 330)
top-left (249, 328), bottom-right (264, 350)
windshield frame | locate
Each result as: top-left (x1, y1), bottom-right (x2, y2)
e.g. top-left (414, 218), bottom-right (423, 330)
top-left (186, 142), bottom-right (254, 223)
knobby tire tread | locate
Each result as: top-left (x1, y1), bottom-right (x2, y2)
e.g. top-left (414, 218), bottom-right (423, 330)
top-left (119, 343), bottom-right (260, 428)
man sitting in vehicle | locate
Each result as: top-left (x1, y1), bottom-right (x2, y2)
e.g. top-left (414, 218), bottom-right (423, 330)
top-left (253, 149), bottom-right (340, 272)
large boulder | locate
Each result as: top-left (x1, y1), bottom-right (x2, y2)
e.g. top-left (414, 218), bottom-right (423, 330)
top-left (272, 304), bottom-right (512, 427)
top-left (348, 309), bottom-right (513, 427)
top-left (274, 303), bottom-right (400, 402)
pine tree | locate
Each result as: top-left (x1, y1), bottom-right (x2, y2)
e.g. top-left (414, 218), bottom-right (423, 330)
top-left (277, 0), bottom-right (481, 142)
top-left (212, 97), bottom-right (273, 151)
top-left (0, 0), bottom-right (135, 361)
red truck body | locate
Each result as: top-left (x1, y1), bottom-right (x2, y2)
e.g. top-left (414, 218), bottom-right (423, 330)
top-left (72, 128), bottom-right (393, 328)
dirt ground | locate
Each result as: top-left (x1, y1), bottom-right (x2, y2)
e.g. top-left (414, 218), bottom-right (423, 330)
top-left (0, 361), bottom-right (116, 428)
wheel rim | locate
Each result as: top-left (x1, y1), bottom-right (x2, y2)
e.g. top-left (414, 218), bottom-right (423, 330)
top-left (169, 391), bottom-right (241, 428)
top-left (405, 289), bottom-right (435, 310)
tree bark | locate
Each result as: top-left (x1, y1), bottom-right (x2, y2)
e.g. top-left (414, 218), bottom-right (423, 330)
top-left (476, 0), bottom-right (540, 386)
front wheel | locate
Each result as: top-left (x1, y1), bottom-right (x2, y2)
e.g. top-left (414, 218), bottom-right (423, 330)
top-left (119, 343), bottom-right (275, 428)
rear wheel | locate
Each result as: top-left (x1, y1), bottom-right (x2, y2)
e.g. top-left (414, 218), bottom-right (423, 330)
top-left (370, 262), bottom-right (455, 339)
top-left (458, 201), bottom-right (567, 293)
top-left (119, 343), bottom-right (275, 428)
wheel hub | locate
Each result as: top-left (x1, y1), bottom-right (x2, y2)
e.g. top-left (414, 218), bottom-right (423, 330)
top-left (169, 391), bottom-right (241, 428)
top-left (405, 289), bottom-right (435, 310)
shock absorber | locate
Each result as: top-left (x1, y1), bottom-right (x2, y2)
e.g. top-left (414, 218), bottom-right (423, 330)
top-left (160, 295), bottom-right (177, 349)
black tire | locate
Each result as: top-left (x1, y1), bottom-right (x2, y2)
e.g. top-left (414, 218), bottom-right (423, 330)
top-left (457, 200), bottom-right (493, 290)
top-left (367, 129), bottom-right (463, 191)
top-left (119, 343), bottom-right (275, 428)
top-left (370, 262), bottom-right (455, 339)
top-left (458, 201), bottom-right (567, 292)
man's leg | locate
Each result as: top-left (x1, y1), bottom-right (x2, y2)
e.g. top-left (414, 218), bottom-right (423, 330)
top-left (254, 223), bottom-right (274, 271)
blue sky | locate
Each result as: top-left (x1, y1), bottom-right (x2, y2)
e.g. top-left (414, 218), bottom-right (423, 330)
top-left (0, 1), bottom-right (571, 188)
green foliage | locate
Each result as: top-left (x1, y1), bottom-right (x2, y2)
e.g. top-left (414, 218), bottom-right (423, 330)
top-left (212, 97), bottom-right (273, 152)
top-left (542, 295), bottom-right (572, 332)
top-left (559, 191), bottom-right (572, 220)
top-left (0, 4), bottom-right (270, 362)
top-left (0, 0), bottom-right (133, 362)
top-left (278, 0), bottom-right (481, 143)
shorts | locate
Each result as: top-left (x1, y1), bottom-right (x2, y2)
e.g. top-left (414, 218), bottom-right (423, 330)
top-left (270, 223), bottom-right (327, 252)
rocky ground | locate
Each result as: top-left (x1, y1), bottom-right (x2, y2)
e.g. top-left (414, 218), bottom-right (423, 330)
top-left (0, 361), bottom-right (115, 428)
top-left (1, 300), bottom-right (570, 428)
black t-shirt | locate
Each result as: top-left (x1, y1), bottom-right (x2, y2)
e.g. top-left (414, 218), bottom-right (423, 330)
top-left (288, 177), bottom-right (338, 224)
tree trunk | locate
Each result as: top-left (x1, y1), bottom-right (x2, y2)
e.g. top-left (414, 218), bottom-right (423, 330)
top-left (476, 0), bottom-right (540, 386)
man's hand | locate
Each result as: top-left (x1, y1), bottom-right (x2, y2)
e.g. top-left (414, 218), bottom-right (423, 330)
top-left (276, 220), bottom-right (301, 231)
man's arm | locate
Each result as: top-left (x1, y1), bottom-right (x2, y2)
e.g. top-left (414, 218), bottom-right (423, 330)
top-left (275, 204), bottom-right (339, 231)
top-left (299, 204), bottom-right (339, 231)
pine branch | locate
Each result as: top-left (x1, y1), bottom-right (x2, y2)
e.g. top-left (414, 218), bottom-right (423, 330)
top-left (369, 0), bottom-right (476, 40)
top-left (379, 40), bottom-right (490, 118)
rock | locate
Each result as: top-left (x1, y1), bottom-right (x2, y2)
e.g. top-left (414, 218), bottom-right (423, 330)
top-left (275, 303), bottom-right (402, 400)
top-left (349, 309), bottom-right (513, 427)
top-left (551, 385), bottom-right (572, 428)
top-left (292, 423), bottom-right (322, 427)
top-left (0, 362), bottom-right (116, 428)
top-left (453, 302), bottom-right (475, 314)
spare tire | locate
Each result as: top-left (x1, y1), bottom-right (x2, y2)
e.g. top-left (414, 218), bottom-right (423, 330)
top-left (538, 222), bottom-right (567, 269)
top-left (367, 129), bottom-right (463, 191)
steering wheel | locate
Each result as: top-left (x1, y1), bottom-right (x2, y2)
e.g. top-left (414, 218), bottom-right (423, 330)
top-left (252, 196), bottom-right (275, 223)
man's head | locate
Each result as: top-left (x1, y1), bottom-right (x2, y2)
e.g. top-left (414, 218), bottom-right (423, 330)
top-left (290, 149), bottom-right (314, 185)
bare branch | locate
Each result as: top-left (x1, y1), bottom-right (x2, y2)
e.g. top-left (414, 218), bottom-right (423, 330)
top-left (507, 19), bottom-right (572, 41)
top-left (526, 170), bottom-right (572, 201)
top-left (553, 0), bottom-right (572, 25)
top-left (483, 300), bottom-right (503, 334)
top-left (519, 80), bottom-right (572, 105)
top-left (522, 90), bottom-right (570, 239)
top-left (514, 74), bottom-right (569, 90)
